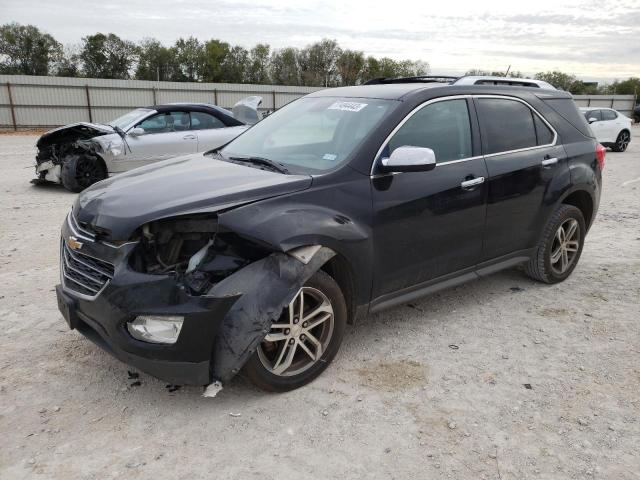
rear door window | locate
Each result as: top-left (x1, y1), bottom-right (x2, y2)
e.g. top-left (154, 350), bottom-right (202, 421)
top-left (386, 99), bottom-right (472, 162)
top-left (602, 110), bottom-right (617, 121)
top-left (476, 98), bottom-right (538, 154)
top-left (190, 111), bottom-right (226, 130)
top-left (585, 110), bottom-right (602, 122)
top-left (533, 114), bottom-right (554, 145)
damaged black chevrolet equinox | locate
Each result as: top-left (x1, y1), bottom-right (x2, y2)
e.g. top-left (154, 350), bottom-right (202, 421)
top-left (57, 78), bottom-right (603, 392)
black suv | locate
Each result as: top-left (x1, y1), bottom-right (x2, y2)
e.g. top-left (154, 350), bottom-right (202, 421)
top-left (57, 78), bottom-right (603, 392)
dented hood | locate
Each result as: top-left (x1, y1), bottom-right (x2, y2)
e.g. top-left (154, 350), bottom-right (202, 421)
top-left (75, 153), bottom-right (312, 240)
top-left (37, 122), bottom-right (114, 147)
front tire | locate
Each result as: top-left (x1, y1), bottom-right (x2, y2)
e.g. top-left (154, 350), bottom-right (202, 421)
top-left (61, 154), bottom-right (107, 192)
top-left (611, 130), bottom-right (630, 152)
top-left (525, 205), bottom-right (585, 284)
top-left (243, 270), bottom-right (347, 392)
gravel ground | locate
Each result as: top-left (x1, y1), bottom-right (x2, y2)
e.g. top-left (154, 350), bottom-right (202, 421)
top-left (1, 129), bottom-right (639, 480)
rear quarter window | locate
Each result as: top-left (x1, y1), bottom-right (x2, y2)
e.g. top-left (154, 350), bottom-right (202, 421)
top-left (543, 98), bottom-right (594, 138)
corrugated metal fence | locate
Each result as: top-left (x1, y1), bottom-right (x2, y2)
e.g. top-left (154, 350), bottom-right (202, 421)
top-left (0, 75), bottom-right (323, 130)
top-left (572, 94), bottom-right (636, 117)
top-left (0, 75), bottom-right (636, 130)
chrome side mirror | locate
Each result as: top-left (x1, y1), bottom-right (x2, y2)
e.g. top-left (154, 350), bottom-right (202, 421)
top-left (588, 117), bottom-right (598, 124)
top-left (380, 146), bottom-right (437, 173)
top-left (128, 127), bottom-right (146, 136)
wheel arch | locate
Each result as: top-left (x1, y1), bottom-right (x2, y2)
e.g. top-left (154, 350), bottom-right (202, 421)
top-left (559, 188), bottom-right (595, 230)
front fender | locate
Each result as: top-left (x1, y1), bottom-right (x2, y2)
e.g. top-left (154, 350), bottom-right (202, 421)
top-left (207, 246), bottom-right (335, 382)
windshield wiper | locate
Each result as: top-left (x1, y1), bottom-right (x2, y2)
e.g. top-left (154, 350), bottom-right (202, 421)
top-left (228, 156), bottom-right (289, 174)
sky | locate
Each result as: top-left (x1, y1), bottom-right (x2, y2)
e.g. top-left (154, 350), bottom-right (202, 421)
top-left (1, 0), bottom-right (639, 82)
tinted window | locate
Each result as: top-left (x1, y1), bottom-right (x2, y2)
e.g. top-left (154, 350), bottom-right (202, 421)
top-left (584, 110), bottom-right (602, 122)
top-left (190, 111), bottom-right (225, 130)
top-left (387, 99), bottom-right (472, 162)
top-left (602, 109), bottom-right (617, 121)
top-left (533, 114), bottom-right (554, 145)
top-left (138, 111), bottom-right (190, 133)
top-left (477, 98), bottom-right (537, 154)
top-left (543, 98), bottom-right (593, 138)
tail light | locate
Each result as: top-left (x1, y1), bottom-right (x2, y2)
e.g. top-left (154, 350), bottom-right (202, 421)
top-left (595, 143), bottom-right (606, 170)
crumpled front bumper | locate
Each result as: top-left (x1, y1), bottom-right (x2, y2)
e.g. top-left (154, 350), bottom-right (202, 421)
top-left (57, 213), bottom-right (240, 386)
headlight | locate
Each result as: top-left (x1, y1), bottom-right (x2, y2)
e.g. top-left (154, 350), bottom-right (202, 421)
top-left (127, 315), bottom-right (184, 344)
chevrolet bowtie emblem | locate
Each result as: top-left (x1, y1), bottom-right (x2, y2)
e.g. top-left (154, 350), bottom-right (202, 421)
top-left (66, 236), bottom-right (83, 250)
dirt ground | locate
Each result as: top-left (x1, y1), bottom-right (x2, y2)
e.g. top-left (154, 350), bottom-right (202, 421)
top-left (1, 129), bottom-right (639, 480)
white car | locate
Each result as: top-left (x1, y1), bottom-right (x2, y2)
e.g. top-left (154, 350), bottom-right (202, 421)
top-left (34, 97), bottom-right (261, 192)
top-left (580, 107), bottom-right (632, 152)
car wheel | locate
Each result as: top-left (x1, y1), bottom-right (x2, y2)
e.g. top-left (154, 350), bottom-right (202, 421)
top-left (243, 270), bottom-right (347, 392)
top-left (525, 205), bottom-right (585, 284)
top-left (612, 130), bottom-right (630, 152)
top-left (61, 154), bottom-right (107, 192)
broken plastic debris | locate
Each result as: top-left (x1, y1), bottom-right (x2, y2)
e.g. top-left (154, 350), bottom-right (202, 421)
top-left (203, 381), bottom-right (223, 398)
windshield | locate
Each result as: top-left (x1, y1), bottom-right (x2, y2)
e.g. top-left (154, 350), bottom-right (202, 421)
top-left (108, 108), bottom-right (154, 130)
top-left (221, 97), bottom-right (396, 173)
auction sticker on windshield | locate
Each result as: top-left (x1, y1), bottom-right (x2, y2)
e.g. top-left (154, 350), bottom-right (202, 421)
top-left (327, 101), bottom-right (368, 112)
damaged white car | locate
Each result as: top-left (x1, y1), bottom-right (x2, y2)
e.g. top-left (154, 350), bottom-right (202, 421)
top-left (33, 97), bottom-right (262, 192)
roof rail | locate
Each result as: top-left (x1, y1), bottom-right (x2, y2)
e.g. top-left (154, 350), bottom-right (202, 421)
top-left (452, 76), bottom-right (556, 90)
top-left (363, 75), bottom-right (459, 85)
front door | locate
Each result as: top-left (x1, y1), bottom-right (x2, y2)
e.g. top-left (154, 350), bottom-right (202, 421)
top-left (371, 97), bottom-right (488, 298)
top-left (115, 111), bottom-right (198, 171)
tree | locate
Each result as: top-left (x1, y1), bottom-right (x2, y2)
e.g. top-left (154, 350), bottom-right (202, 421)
top-left (299, 39), bottom-right (342, 87)
top-left (361, 56), bottom-right (381, 82)
top-left (246, 43), bottom-right (270, 84)
top-left (54, 44), bottom-right (80, 77)
top-left (270, 47), bottom-right (300, 85)
top-left (0, 22), bottom-right (61, 75)
top-left (79, 33), bottom-right (138, 79)
top-left (222, 45), bottom-right (249, 83)
top-left (534, 71), bottom-right (577, 91)
top-left (136, 38), bottom-right (178, 81)
top-left (337, 49), bottom-right (364, 86)
top-left (202, 39), bottom-right (230, 83)
top-left (172, 37), bottom-right (205, 81)
top-left (608, 77), bottom-right (640, 95)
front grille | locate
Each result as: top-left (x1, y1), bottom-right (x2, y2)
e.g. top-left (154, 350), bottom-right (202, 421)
top-left (60, 238), bottom-right (115, 298)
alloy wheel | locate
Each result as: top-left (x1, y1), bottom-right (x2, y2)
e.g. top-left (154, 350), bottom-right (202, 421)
top-left (258, 286), bottom-right (335, 377)
top-left (617, 132), bottom-right (630, 151)
top-left (75, 159), bottom-right (104, 188)
top-left (550, 218), bottom-right (580, 275)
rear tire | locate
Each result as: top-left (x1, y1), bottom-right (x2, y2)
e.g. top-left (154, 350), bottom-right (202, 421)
top-left (611, 130), bottom-right (630, 152)
top-left (243, 270), bottom-right (347, 392)
top-left (525, 205), bottom-right (585, 284)
top-left (61, 154), bottom-right (107, 193)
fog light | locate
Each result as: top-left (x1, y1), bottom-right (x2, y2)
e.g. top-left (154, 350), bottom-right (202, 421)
top-left (127, 316), bottom-right (184, 344)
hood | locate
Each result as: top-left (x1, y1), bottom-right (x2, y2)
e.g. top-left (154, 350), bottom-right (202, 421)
top-left (37, 122), bottom-right (114, 148)
top-left (75, 153), bottom-right (312, 241)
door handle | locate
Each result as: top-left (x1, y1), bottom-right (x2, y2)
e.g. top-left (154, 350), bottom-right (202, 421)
top-left (460, 176), bottom-right (485, 189)
top-left (541, 157), bottom-right (558, 167)
top-left (183, 134), bottom-right (196, 140)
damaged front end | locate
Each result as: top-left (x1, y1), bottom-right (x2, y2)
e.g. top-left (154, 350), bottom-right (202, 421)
top-left (33, 123), bottom-right (112, 186)
top-left (58, 209), bottom-right (334, 386)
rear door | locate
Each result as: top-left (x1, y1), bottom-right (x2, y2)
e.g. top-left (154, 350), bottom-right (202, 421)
top-left (600, 109), bottom-right (620, 143)
top-left (190, 111), bottom-right (247, 151)
top-left (371, 97), bottom-right (488, 298)
top-left (585, 109), bottom-right (606, 143)
top-left (475, 96), bottom-right (568, 261)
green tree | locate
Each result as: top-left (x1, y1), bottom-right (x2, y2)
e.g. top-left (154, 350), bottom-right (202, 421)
top-left (0, 22), bottom-right (62, 75)
top-left (299, 39), bottom-right (342, 86)
top-left (246, 43), bottom-right (271, 84)
top-left (270, 47), bottom-right (300, 85)
top-left (534, 71), bottom-right (577, 91)
top-left (361, 56), bottom-right (381, 82)
top-left (202, 39), bottom-right (230, 82)
top-left (79, 33), bottom-right (137, 79)
top-left (608, 77), bottom-right (640, 95)
top-left (222, 45), bottom-right (249, 83)
top-left (136, 38), bottom-right (178, 81)
top-left (337, 49), bottom-right (364, 86)
top-left (172, 37), bottom-right (205, 81)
